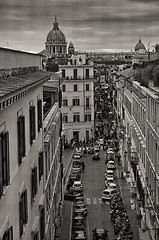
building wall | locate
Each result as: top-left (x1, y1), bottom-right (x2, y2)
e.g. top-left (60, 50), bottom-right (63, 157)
top-left (0, 85), bottom-right (44, 239)
top-left (62, 79), bottom-right (94, 143)
top-left (0, 48), bottom-right (42, 70)
top-left (43, 102), bottom-right (62, 240)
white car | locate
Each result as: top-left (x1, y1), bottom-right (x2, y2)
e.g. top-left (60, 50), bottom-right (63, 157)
top-left (107, 183), bottom-right (117, 191)
top-left (107, 162), bottom-right (116, 170)
top-left (105, 170), bottom-right (114, 179)
top-left (98, 138), bottom-right (104, 145)
top-left (72, 181), bottom-right (83, 192)
top-left (105, 177), bottom-right (115, 188)
top-left (102, 189), bottom-right (118, 200)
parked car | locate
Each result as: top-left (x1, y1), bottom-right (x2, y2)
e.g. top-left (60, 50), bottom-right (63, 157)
top-left (73, 153), bottom-right (82, 159)
top-left (74, 205), bottom-right (87, 216)
top-left (72, 217), bottom-right (85, 231)
top-left (92, 153), bottom-right (100, 160)
top-left (105, 170), bottom-right (114, 179)
top-left (73, 208), bottom-right (87, 217)
top-left (94, 145), bottom-right (100, 152)
top-left (98, 138), bottom-right (104, 145)
top-left (105, 177), bottom-right (115, 188)
top-left (106, 182), bottom-right (117, 191)
top-left (102, 189), bottom-right (118, 201)
top-left (87, 147), bottom-right (94, 154)
top-left (107, 162), bottom-right (115, 170)
top-left (72, 230), bottom-right (87, 240)
top-left (64, 190), bottom-right (83, 201)
top-left (92, 228), bottom-right (108, 240)
top-left (72, 181), bottom-right (83, 192)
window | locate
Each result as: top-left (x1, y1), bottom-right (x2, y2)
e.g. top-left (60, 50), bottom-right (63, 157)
top-left (74, 59), bottom-right (76, 65)
top-left (19, 189), bottom-right (28, 237)
top-left (63, 99), bottom-right (68, 107)
top-left (30, 106), bottom-right (36, 145)
top-left (0, 131), bottom-right (10, 197)
top-left (63, 115), bottom-right (68, 123)
top-left (37, 99), bottom-right (42, 132)
top-left (31, 167), bottom-right (38, 203)
top-left (73, 69), bottom-right (77, 79)
top-left (86, 84), bottom-right (89, 91)
top-left (62, 85), bottom-right (66, 92)
top-left (17, 115), bottom-right (26, 165)
top-left (73, 114), bottom-right (80, 122)
top-left (86, 69), bottom-right (89, 78)
top-left (40, 207), bottom-right (45, 240)
top-left (86, 98), bottom-right (90, 108)
top-left (33, 232), bottom-right (39, 240)
top-left (74, 84), bottom-right (78, 92)
top-left (85, 114), bottom-right (91, 121)
top-left (53, 47), bottom-right (55, 53)
top-left (2, 226), bottom-right (13, 240)
top-left (62, 69), bottom-right (65, 78)
top-left (72, 99), bottom-right (80, 106)
top-left (38, 152), bottom-right (44, 182)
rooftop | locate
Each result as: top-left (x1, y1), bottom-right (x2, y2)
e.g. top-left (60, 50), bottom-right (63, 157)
top-left (0, 71), bottom-right (52, 98)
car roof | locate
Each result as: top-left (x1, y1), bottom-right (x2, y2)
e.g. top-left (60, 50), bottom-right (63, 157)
top-left (96, 228), bottom-right (105, 233)
top-left (74, 181), bottom-right (82, 184)
top-left (106, 170), bottom-right (113, 173)
top-left (109, 183), bottom-right (117, 186)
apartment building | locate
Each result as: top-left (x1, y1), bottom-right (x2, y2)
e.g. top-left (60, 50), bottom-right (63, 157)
top-left (114, 67), bottom-right (159, 239)
top-left (43, 74), bottom-right (63, 240)
top-left (0, 47), bottom-right (63, 240)
top-left (59, 52), bottom-right (94, 144)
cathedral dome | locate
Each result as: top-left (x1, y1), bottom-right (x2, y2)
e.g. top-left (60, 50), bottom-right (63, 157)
top-left (68, 42), bottom-right (74, 48)
top-left (135, 39), bottom-right (146, 52)
top-left (46, 17), bottom-right (66, 43)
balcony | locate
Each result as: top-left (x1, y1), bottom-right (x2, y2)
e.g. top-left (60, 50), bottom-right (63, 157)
top-left (65, 76), bottom-right (94, 80)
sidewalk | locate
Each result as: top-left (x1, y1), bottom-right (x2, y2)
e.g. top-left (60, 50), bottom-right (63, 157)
top-left (118, 145), bottom-right (152, 240)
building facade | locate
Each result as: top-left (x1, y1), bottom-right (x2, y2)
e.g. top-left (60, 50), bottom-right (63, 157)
top-left (0, 47), bottom-right (63, 240)
top-left (59, 53), bottom-right (95, 144)
top-left (114, 68), bottom-right (159, 240)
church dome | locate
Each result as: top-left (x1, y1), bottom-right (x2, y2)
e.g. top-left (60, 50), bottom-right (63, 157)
top-left (135, 39), bottom-right (146, 52)
top-left (68, 42), bottom-right (74, 48)
top-left (46, 17), bottom-right (66, 43)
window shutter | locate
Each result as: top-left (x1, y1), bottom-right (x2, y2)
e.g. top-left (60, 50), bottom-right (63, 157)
top-left (73, 99), bottom-right (75, 106)
top-left (35, 167), bottom-right (37, 195)
top-left (8, 226), bottom-right (13, 240)
top-left (31, 169), bottom-right (34, 202)
top-left (73, 115), bottom-right (75, 122)
top-left (2, 132), bottom-right (10, 185)
top-left (0, 134), bottom-right (3, 197)
top-left (21, 116), bottom-right (26, 157)
top-left (78, 115), bottom-right (80, 122)
top-left (19, 198), bottom-right (23, 237)
top-left (32, 106), bottom-right (36, 140)
top-left (17, 119), bottom-right (22, 165)
top-left (24, 189), bottom-right (28, 223)
top-left (40, 208), bottom-right (45, 239)
top-left (38, 100), bottom-right (42, 132)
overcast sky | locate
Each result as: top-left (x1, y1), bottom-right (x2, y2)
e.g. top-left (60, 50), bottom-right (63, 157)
top-left (0, 0), bottom-right (159, 53)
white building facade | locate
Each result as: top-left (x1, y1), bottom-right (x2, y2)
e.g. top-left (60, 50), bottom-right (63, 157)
top-left (59, 53), bottom-right (95, 144)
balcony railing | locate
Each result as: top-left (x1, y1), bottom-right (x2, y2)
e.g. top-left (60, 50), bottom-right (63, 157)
top-left (64, 76), bottom-right (94, 80)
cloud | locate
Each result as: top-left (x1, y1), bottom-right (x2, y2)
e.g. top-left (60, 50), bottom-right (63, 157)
top-left (0, 0), bottom-right (159, 52)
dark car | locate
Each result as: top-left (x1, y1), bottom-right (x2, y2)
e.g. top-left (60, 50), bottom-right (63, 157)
top-left (92, 228), bottom-right (108, 240)
top-left (92, 153), bottom-right (100, 160)
top-left (72, 217), bottom-right (85, 231)
top-left (64, 190), bottom-right (83, 201)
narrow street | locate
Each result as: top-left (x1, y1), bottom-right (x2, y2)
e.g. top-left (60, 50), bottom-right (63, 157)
top-left (81, 149), bottom-right (116, 240)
